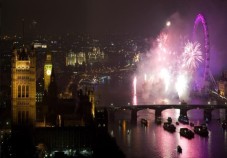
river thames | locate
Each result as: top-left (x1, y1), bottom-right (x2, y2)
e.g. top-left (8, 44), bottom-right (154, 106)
top-left (96, 76), bottom-right (227, 158)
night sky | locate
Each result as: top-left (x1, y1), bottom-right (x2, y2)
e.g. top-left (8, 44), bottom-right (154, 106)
top-left (1, 0), bottom-right (226, 36)
top-left (1, 0), bottom-right (227, 73)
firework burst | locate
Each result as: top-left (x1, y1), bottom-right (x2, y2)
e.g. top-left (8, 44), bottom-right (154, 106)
top-left (183, 41), bottom-right (203, 70)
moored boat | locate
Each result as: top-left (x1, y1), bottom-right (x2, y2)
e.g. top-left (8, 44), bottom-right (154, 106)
top-left (178, 115), bottom-right (189, 124)
top-left (194, 125), bottom-right (209, 137)
top-left (222, 121), bottom-right (227, 129)
top-left (163, 122), bottom-right (176, 133)
top-left (141, 118), bottom-right (148, 126)
top-left (177, 145), bottom-right (182, 153)
top-left (167, 117), bottom-right (172, 123)
top-left (180, 128), bottom-right (194, 139)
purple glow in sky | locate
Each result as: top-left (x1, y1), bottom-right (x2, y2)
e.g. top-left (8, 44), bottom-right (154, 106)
top-left (134, 13), bottom-right (210, 104)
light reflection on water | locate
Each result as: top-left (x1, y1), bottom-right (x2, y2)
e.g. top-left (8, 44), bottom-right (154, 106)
top-left (109, 109), bottom-right (227, 158)
top-left (96, 79), bottom-right (227, 158)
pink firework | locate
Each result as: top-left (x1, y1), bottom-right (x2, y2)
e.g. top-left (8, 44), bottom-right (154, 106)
top-left (183, 41), bottom-right (203, 70)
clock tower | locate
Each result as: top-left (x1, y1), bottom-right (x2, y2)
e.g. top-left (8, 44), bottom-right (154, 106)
top-left (44, 52), bottom-right (52, 92)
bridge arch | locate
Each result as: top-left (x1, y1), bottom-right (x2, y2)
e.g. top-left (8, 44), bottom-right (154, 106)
top-left (137, 108), bottom-right (156, 118)
top-left (108, 105), bottom-right (227, 123)
top-left (161, 108), bottom-right (180, 120)
top-left (187, 108), bottom-right (204, 120)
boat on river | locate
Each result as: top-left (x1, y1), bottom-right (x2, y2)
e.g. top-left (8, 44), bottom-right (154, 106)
top-left (163, 122), bottom-right (176, 133)
top-left (177, 145), bottom-right (182, 153)
top-left (178, 115), bottom-right (189, 124)
top-left (167, 117), bottom-right (172, 123)
top-left (194, 125), bottom-right (209, 137)
top-left (141, 118), bottom-right (148, 126)
top-left (222, 121), bottom-right (227, 129)
top-left (180, 128), bottom-right (194, 139)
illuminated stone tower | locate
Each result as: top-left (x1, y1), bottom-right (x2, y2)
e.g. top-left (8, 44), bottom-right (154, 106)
top-left (11, 47), bottom-right (36, 126)
top-left (44, 52), bottom-right (52, 92)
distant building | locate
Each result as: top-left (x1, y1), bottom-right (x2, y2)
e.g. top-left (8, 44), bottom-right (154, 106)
top-left (36, 92), bottom-right (43, 103)
top-left (87, 47), bottom-right (105, 63)
top-left (77, 52), bottom-right (86, 65)
top-left (11, 47), bottom-right (36, 126)
top-left (66, 51), bottom-right (77, 66)
top-left (218, 81), bottom-right (227, 97)
top-left (66, 51), bottom-right (86, 66)
top-left (65, 47), bottom-right (105, 67)
top-left (33, 42), bottom-right (47, 49)
top-left (217, 70), bottom-right (227, 97)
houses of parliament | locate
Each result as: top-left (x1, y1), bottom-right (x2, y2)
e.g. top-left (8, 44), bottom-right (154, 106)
top-left (11, 45), bottom-right (95, 127)
top-left (11, 46), bottom-right (56, 127)
top-left (0, 44), bottom-right (119, 158)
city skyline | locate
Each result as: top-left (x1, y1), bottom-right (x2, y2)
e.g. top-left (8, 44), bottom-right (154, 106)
top-left (1, 0), bottom-right (227, 74)
top-left (1, 1), bottom-right (227, 157)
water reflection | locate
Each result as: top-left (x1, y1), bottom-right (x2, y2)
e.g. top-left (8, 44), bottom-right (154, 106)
top-left (109, 108), bottom-right (227, 158)
top-left (98, 77), bottom-right (227, 158)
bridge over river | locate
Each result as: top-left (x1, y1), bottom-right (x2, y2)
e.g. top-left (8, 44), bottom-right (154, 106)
top-left (107, 104), bottom-right (227, 124)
